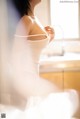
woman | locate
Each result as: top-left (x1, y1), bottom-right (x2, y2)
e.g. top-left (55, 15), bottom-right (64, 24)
top-left (13, 0), bottom-right (55, 73)
top-left (0, 0), bottom-right (79, 119)
top-left (11, 0), bottom-right (59, 99)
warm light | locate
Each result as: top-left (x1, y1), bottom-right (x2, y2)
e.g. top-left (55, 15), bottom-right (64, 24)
top-left (50, 0), bottom-right (79, 39)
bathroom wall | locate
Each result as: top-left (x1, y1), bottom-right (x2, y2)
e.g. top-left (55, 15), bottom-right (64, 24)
top-left (35, 0), bottom-right (80, 55)
top-left (35, 0), bottom-right (50, 26)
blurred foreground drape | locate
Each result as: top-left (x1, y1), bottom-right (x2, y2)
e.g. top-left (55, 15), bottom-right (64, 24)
top-left (0, 0), bottom-right (10, 105)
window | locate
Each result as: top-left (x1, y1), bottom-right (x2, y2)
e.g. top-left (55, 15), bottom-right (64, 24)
top-left (50, 0), bottom-right (79, 39)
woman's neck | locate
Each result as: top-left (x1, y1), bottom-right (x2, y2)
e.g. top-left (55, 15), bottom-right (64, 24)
top-left (28, 3), bottom-right (35, 17)
top-left (28, 10), bottom-right (35, 19)
top-left (28, 12), bottom-right (34, 16)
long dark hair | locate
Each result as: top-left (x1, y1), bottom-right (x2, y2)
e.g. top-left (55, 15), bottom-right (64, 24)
top-left (6, 0), bottom-right (31, 41)
top-left (11, 0), bottom-right (31, 17)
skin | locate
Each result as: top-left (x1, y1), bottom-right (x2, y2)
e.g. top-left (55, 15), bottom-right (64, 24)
top-left (44, 26), bottom-right (55, 42)
top-left (16, 0), bottom-right (55, 41)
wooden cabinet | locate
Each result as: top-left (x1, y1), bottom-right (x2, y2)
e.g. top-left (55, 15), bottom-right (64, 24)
top-left (40, 71), bottom-right (80, 91)
top-left (40, 72), bottom-right (63, 89)
top-left (64, 71), bottom-right (80, 91)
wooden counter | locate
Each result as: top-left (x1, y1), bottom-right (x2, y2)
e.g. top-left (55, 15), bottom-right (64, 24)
top-left (40, 53), bottom-right (80, 90)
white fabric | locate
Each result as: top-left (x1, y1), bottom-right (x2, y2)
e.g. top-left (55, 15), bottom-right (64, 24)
top-left (0, 91), bottom-right (79, 119)
top-left (14, 34), bottom-right (49, 73)
top-left (0, 35), bottom-right (79, 119)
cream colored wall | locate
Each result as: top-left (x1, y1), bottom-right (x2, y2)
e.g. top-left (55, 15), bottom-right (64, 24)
top-left (35, 0), bottom-right (50, 26)
top-left (35, 0), bottom-right (80, 54)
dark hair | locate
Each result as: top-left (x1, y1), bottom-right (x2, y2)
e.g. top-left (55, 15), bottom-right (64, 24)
top-left (6, 0), bottom-right (31, 41)
top-left (11, 0), bottom-right (31, 17)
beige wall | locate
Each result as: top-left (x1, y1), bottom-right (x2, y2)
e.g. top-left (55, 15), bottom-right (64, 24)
top-left (35, 0), bottom-right (51, 26)
top-left (35, 0), bottom-right (80, 54)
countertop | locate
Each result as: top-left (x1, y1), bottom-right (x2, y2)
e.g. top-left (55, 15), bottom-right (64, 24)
top-left (39, 53), bottom-right (80, 72)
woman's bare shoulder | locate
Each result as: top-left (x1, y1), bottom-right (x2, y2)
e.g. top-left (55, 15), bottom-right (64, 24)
top-left (15, 15), bottom-right (33, 35)
top-left (21, 15), bottom-right (33, 25)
